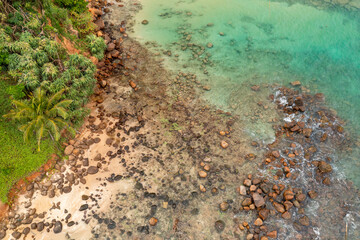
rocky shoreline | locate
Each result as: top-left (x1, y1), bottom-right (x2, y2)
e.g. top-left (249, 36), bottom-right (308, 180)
top-left (0, 0), bottom-right (359, 240)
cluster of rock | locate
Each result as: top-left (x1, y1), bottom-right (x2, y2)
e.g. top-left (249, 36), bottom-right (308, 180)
top-left (236, 174), bottom-right (315, 239)
top-left (230, 86), bottom-right (351, 239)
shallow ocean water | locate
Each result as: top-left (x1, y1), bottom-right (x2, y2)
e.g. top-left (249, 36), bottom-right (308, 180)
top-left (130, 0), bottom-right (360, 187)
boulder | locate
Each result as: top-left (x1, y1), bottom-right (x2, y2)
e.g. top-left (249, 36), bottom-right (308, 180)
top-left (318, 161), bottom-right (332, 173)
top-left (239, 185), bottom-right (247, 195)
top-left (254, 218), bottom-right (263, 226)
top-left (149, 217), bottom-right (157, 226)
top-left (283, 190), bottom-right (294, 201)
top-left (53, 221), bottom-right (62, 234)
top-left (11, 231), bottom-right (21, 239)
top-left (95, 18), bottom-right (105, 31)
top-left (214, 220), bottom-right (225, 232)
top-left (267, 230), bottom-right (277, 238)
top-left (219, 202), bottom-right (229, 211)
top-left (252, 193), bottom-right (265, 208)
top-left (242, 198), bottom-right (252, 206)
top-left (64, 145), bottom-right (74, 155)
top-left (220, 140), bottom-right (229, 149)
top-left (299, 216), bottom-right (310, 226)
top-left (79, 204), bottom-right (88, 211)
top-left (259, 209), bottom-right (269, 220)
top-left (87, 166), bottom-right (98, 174)
top-left (273, 202), bottom-right (285, 213)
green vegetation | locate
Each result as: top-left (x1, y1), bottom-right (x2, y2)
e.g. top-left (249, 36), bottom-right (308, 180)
top-left (54, 0), bottom-right (88, 14)
top-left (4, 87), bottom-right (75, 151)
top-left (0, 80), bottom-right (55, 203)
top-left (86, 34), bottom-right (107, 60)
top-left (0, 0), bottom-right (106, 202)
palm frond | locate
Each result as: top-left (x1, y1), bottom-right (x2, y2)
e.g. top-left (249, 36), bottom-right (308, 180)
top-left (47, 88), bottom-right (65, 109)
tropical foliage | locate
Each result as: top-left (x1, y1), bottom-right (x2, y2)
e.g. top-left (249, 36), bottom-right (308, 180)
top-left (54, 0), bottom-right (88, 14)
top-left (4, 87), bottom-right (74, 151)
top-left (0, 0), bottom-right (107, 202)
top-left (86, 34), bottom-right (107, 60)
top-left (0, 80), bottom-right (54, 203)
top-left (2, 31), bottom-right (96, 120)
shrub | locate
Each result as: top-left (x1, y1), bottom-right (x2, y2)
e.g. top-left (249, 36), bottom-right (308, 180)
top-left (54, 0), bottom-right (88, 14)
top-left (86, 34), bottom-right (107, 60)
top-left (4, 87), bottom-right (74, 151)
top-left (6, 84), bottom-right (26, 100)
top-left (70, 11), bottom-right (95, 37)
top-left (5, 31), bottom-right (96, 120)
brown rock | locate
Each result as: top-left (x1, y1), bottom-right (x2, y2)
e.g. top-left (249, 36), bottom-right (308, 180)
top-left (199, 184), bottom-right (206, 192)
top-left (95, 18), bottom-right (105, 31)
top-left (267, 230), bottom-right (277, 238)
top-left (323, 177), bottom-right (331, 185)
top-left (220, 140), bottom-right (229, 149)
top-left (149, 217), bottom-right (158, 226)
top-left (254, 218), bottom-right (263, 226)
top-left (87, 166), bottom-right (98, 175)
top-left (252, 178), bottom-right (261, 185)
top-left (219, 202), bottom-right (229, 211)
top-left (252, 192), bottom-right (265, 208)
top-left (251, 85), bottom-right (260, 91)
top-left (258, 209), bottom-right (270, 220)
top-left (303, 128), bottom-right (312, 137)
top-left (308, 190), bottom-right (318, 199)
top-left (107, 43), bottom-right (115, 52)
top-left (243, 179), bottom-right (252, 187)
top-left (198, 171), bottom-right (207, 178)
top-left (299, 216), bottom-right (310, 226)
top-left (291, 81), bottom-right (301, 86)
top-left (296, 193), bottom-right (306, 202)
top-left (273, 202), bottom-right (285, 213)
top-left (100, 80), bottom-right (107, 88)
top-left (142, 20), bottom-right (149, 25)
top-left (239, 185), bottom-right (247, 195)
top-left (272, 151), bottom-right (280, 158)
top-left (64, 145), bottom-right (74, 155)
top-left (242, 198), bottom-right (252, 206)
top-left (283, 201), bottom-right (293, 211)
top-left (129, 80), bottom-right (137, 89)
top-left (281, 211), bottom-right (291, 219)
top-left (283, 190), bottom-right (294, 201)
top-left (207, 43), bottom-right (213, 48)
top-left (318, 161), bottom-right (332, 173)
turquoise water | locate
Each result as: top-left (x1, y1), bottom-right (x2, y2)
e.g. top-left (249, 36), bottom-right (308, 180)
top-left (130, 0), bottom-right (360, 185)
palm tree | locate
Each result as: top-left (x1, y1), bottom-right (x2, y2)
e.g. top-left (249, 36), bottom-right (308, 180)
top-left (4, 87), bottom-right (74, 151)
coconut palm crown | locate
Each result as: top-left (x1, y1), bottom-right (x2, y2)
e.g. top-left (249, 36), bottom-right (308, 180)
top-left (3, 87), bottom-right (74, 151)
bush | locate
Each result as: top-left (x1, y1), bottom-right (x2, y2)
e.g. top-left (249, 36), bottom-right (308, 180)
top-left (6, 84), bottom-right (25, 100)
top-left (86, 34), bottom-right (107, 60)
top-left (54, 0), bottom-right (88, 13)
top-left (5, 31), bottom-right (96, 120)
top-left (70, 11), bottom-right (95, 37)
top-left (0, 29), bottom-right (10, 71)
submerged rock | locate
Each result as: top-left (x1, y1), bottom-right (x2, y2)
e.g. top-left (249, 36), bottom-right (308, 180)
top-left (318, 161), bottom-right (332, 173)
